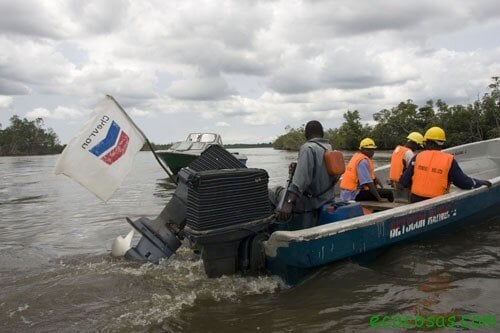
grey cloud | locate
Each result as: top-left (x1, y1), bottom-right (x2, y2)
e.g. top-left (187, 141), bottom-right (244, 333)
top-left (72, 66), bottom-right (158, 101)
top-left (64, 0), bottom-right (130, 35)
top-left (270, 47), bottom-right (418, 95)
top-left (322, 70), bottom-right (411, 90)
top-left (280, 0), bottom-right (500, 44)
top-left (268, 61), bottom-right (319, 94)
top-left (322, 73), bottom-right (384, 90)
top-left (0, 1), bottom-right (131, 40)
top-left (114, 36), bottom-right (273, 78)
top-left (162, 39), bottom-right (272, 76)
top-left (169, 2), bottom-right (272, 50)
top-left (0, 46), bottom-right (75, 96)
top-left (329, 2), bottom-right (442, 34)
top-left (167, 76), bottom-right (236, 101)
top-left (0, 2), bottom-right (67, 39)
top-left (217, 106), bottom-right (253, 117)
top-left (0, 79), bottom-right (31, 95)
top-left (111, 2), bottom-right (274, 77)
top-left (279, 1), bottom-right (439, 43)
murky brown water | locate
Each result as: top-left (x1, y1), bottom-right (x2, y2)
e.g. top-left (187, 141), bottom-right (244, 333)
top-left (1, 148), bottom-right (498, 332)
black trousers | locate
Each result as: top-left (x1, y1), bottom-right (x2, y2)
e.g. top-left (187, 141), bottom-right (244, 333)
top-left (355, 188), bottom-right (394, 202)
top-left (409, 193), bottom-right (429, 203)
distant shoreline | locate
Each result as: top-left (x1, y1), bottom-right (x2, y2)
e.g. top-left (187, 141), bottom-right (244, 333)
top-left (224, 143), bottom-right (273, 148)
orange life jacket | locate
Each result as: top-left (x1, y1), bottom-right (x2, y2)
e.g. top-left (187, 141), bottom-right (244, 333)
top-left (411, 150), bottom-right (454, 198)
top-left (389, 145), bottom-right (411, 182)
top-left (340, 152), bottom-right (375, 191)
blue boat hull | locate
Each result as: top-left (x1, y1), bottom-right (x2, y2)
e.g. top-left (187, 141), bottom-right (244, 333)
top-left (265, 184), bottom-right (499, 285)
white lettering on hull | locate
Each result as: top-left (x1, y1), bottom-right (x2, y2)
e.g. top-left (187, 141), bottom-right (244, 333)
top-left (389, 204), bottom-right (455, 239)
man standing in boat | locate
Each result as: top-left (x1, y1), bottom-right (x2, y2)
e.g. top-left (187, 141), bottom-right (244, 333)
top-left (389, 132), bottom-right (424, 201)
top-left (399, 126), bottom-right (492, 203)
top-left (339, 138), bottom-right (394, 202)
top-left (274, 120), bottom-right (338, 230)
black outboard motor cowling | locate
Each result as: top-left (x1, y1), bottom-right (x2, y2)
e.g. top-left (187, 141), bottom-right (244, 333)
top-left (124, 145), bottom-right (273, 276)
top-left (124, 144), bottom-right (245, 263)
top-left (182, 168), bottom-right (273, 277)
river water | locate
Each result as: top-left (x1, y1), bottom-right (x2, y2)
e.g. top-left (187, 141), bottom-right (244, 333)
top-left (1, 148), bottom-right (498, 332)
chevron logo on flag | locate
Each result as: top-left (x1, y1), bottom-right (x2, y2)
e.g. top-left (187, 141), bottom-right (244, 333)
top-left (89, 121), bottom-right (130, 165)
top-left (55, 96), bottom-right (146, 201)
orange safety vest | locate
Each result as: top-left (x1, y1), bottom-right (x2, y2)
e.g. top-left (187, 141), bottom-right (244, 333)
top-left (411, 150), bottom-right (454, 198)
top-left (389, 145), bottom-right (411, 182)
top-left (340, 152), bottom-right (375, 191)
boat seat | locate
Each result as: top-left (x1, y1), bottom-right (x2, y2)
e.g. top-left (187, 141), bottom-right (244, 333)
top-left (390, 186), bottom-right (410, 203)
top-left (360, 200), bottom-right (407, 212)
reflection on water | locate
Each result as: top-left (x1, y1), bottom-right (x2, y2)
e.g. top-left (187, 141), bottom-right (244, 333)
top-left (0, 149), bottom-right (498, 332)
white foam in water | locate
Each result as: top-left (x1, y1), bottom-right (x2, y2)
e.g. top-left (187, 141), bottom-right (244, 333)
top-left (112, 290), bottom-right (199, 327)
top-left (99, 246), bottom-right (287, 330)
top-left (108, 274), bottom-right (285, 330)
top-left (8, 304), bottom-right (29, 318)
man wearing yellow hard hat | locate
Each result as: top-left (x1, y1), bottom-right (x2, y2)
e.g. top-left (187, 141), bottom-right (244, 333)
top-left (389, 131), bottom-right (424, 201)
top-left (340, 138), bottom-right (394, 202)
top-left (400, 126), bottom-right (492, 203)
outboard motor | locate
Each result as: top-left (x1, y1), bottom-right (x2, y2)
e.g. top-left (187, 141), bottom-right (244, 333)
top-left (125, 145), bottom-right (246, 263)
top-left (182, 168), bottom-right (273, 277)
top-left (125, 145), bottom-right (273, 277)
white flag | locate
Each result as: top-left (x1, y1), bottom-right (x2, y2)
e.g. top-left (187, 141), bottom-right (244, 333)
top-left (55, 96), bottom-right (146, 201)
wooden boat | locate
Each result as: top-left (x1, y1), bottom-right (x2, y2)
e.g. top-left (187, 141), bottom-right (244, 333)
top-left (264, 138), bottom-right (500, 284)
top-left (157, 133), bottom-right (247, 175)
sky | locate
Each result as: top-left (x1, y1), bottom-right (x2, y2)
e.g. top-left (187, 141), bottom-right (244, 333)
top-left (0, 0), bottom-right (499, 144)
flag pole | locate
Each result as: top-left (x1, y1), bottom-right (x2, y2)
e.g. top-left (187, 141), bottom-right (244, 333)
top-left (106, 95), bottom-right (178, 185)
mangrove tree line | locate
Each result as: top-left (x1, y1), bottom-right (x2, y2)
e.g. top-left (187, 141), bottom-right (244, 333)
top-left (0, 116), bottom-right (64, 156)
top-left (273, 77), bottom-right (500, 150)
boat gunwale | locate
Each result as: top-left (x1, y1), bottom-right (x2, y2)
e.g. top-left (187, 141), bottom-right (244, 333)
top-left (266, 178), bottom-right (499, 244)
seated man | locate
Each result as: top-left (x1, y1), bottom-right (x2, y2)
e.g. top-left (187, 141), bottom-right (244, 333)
top-left (389, 131), bottom-right (424, 202)
top-left (340, 138), bottom-right (394, 202)
top-left (400, 126), bottom-right (491, 203)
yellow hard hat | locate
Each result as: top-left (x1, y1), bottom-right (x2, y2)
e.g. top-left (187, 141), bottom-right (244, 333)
top-left (359, 138), bottom-right (377, 149)
top-left (407, 132), bottom-right (424, 145)
top-left (424, 126), bottom-right (446, 142)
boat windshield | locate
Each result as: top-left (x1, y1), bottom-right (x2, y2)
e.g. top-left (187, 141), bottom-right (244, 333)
top-left (186, 133), bottom-right (220, 144)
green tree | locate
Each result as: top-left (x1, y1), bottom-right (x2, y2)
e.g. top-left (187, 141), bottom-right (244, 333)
top-left (371, 100), bottom-right (421, 149)
top-left (324, 128), bottom-right (344, 149)
top-left (272, 125), bottom-right (306, 150)
top-left (336, 110), bottom-right (368, 150)
top-left (481, 76), bottom-right (500, 138)
top-left (416, 100), bottom-right (438, 130)
top-left (437, 104), bottom-right (477, 146)
top-left (0, 115), bottom-right (63, 156)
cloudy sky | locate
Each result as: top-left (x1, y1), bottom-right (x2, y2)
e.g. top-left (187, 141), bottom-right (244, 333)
top-left (1, 0), bottom-right (499, 144)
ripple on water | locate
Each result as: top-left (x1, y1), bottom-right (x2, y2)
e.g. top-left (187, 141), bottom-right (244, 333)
top-left (3, 246), bottom-right (285, 332)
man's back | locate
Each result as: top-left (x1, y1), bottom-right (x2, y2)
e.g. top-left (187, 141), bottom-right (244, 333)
top-left (291, 138), bottom-right (335, 211)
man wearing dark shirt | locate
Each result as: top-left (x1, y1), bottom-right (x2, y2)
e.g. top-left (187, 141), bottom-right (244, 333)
top-left (399, 127), bottom-right (492, 203)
